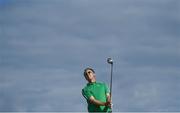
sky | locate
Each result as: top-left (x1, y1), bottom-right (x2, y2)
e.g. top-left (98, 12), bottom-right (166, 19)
top-left (0, 0), bottom-right (180, 112)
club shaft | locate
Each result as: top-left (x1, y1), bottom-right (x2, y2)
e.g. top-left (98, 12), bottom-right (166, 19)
top-left (110, 63), bottom-right (113, 100)
top-left (109, 63), bottom-right (113, 113)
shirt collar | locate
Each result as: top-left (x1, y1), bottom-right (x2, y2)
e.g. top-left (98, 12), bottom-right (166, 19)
top-left (87, 81), bottom-right (96, 86)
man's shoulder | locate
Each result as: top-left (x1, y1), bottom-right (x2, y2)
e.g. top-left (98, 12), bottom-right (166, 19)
top-left (82, 84), bottom-right (90, 91)
top-left (96, 81), bottom-right (106, 86)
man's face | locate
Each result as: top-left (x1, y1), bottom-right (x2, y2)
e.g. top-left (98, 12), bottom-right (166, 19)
top-left (85, 69), bottom-right (96, 82)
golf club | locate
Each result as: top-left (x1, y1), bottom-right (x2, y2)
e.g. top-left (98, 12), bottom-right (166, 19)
top-left (107, 58), bottom-right (113, 112)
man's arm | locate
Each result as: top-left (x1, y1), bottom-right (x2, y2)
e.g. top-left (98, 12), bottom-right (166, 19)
top-left (89, 96), bottom-right (109, 106)
top-left (106, 93), bottom-right (112, 108)
top-left (106, 93), bottom-right (111, 102)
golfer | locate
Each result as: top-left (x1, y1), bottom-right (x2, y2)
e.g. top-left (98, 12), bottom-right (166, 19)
top-left (82, 67), bottom-right (112, 112)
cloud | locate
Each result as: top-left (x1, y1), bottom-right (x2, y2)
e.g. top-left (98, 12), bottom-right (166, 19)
top-left (0, 0), bottom-right (179, 112)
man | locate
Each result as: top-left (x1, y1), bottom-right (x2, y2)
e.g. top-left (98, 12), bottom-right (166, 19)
top-left (82, 67), bottom-right (112, 112)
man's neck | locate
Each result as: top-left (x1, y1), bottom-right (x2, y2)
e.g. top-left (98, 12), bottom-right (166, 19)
top-left (89, 79), bottom-right (96, 83)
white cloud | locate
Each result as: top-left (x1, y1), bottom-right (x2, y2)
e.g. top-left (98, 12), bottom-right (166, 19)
top-left (0, 0), bottom-right (179, 112)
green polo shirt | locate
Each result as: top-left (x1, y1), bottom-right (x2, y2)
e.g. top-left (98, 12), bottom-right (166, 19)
top-left (82, 82), bottom-right (111, 112)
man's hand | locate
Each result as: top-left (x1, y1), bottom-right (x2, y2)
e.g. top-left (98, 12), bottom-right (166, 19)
top-left (105, 100), bottom-right (112, 108)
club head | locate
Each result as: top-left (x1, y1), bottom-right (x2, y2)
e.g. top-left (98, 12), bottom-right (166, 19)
top-left (107, 58), bottom-right (113, 64)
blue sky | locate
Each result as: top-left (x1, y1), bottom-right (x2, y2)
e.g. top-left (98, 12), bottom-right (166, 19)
top-left (0, 0), bottom-right (180, 112)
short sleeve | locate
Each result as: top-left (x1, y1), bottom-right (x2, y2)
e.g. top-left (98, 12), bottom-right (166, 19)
top-left (82, 89), bottom-right (92, 100)
top-left (104, 83), bottom-right (110, 94)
